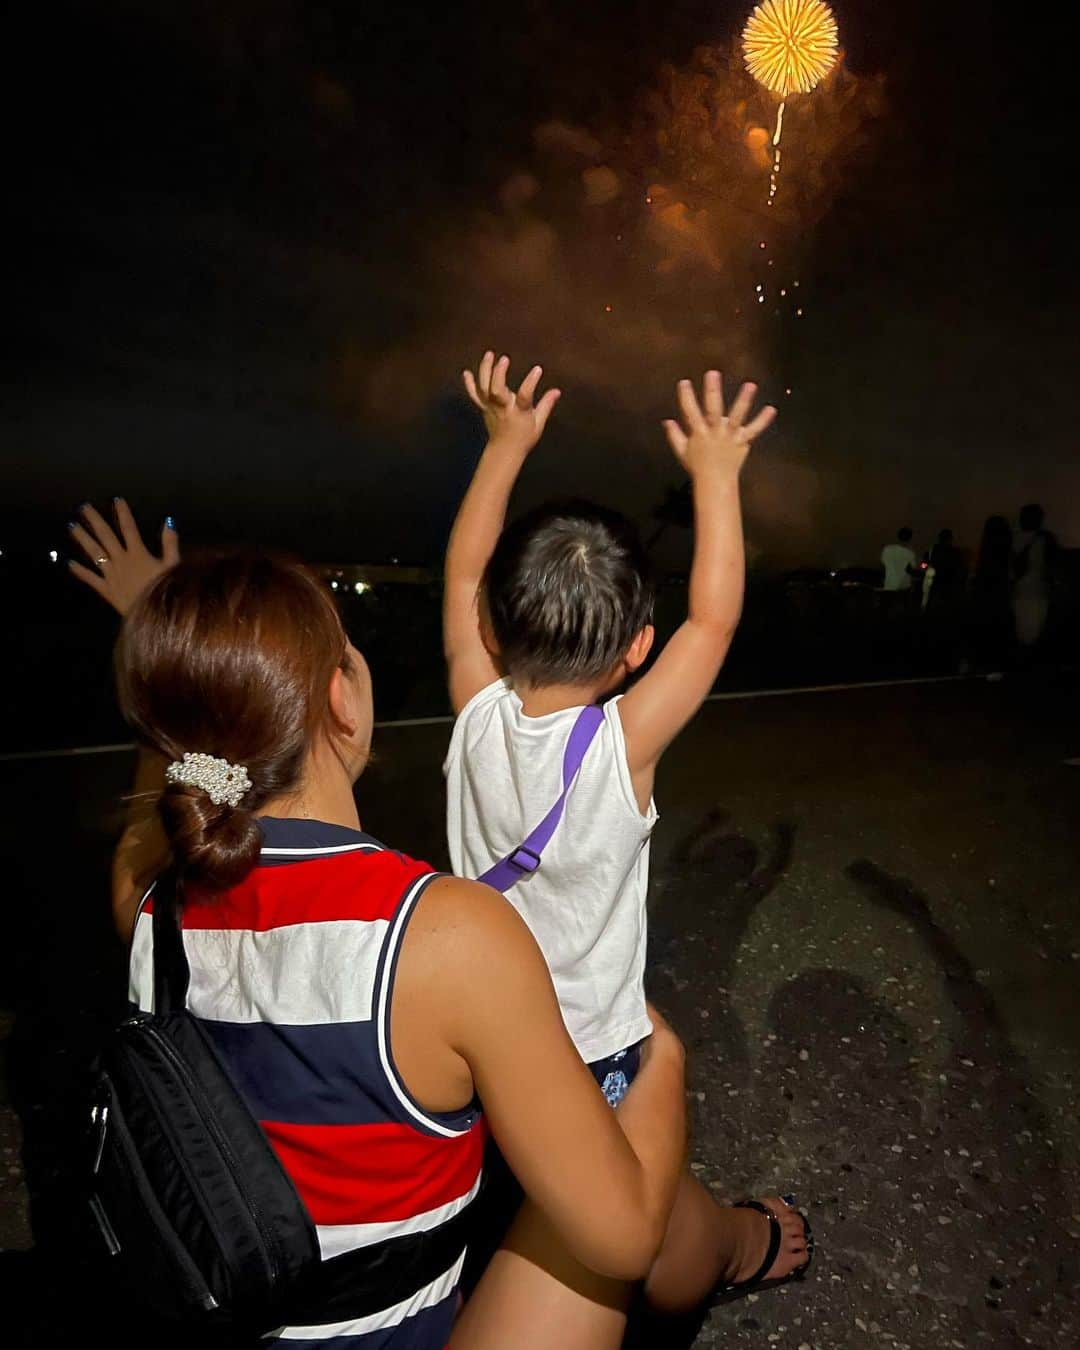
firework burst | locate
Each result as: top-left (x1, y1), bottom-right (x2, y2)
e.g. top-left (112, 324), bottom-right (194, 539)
top-left (743, 0), bottom-right (839, 98)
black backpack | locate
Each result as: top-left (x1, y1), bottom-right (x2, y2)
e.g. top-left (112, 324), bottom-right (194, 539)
top-left (85, 869), bottom-right (477, 1339)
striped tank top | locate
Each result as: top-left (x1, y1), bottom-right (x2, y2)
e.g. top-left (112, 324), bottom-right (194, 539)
top-left (128, 817), bottom-right (485, 1349)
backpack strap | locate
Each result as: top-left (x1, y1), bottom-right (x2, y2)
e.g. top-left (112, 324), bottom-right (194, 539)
top-left (151, 868), bottom-right (191, 1014)
top-left (477, 703), bottom-right (605, 893)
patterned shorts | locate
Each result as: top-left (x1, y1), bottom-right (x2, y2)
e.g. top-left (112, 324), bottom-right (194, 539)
top-left (587, 1041), bottom-right (644, 1108)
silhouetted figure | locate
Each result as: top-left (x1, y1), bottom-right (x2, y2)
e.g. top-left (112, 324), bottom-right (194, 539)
top-left (925, 529), bottom-right (966, 607)
top-left (1012, 503), bottom-right (1056, 652)
top-left (969, 515), bottom-right (1014, 670)
top-left (924, 529), bottom-right (968, 669)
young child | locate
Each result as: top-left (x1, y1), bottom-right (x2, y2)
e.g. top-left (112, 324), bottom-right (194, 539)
top-left (443, 351), bottom-right (811, 1307)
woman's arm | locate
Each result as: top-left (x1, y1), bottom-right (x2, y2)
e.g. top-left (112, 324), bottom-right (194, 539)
top-left (393, 877), bottom-right (686, 1280)
top-left (112, 749), bottom-right (170, 942)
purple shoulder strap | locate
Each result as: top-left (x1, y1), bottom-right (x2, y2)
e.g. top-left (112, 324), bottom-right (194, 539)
top-left (477, 703), bottom-right (605, 892)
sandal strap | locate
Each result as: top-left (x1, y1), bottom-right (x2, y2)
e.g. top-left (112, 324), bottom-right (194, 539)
top-left (723, 1200), bottom-right (783, 1293)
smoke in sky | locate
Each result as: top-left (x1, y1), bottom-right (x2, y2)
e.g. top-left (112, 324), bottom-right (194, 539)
top-left (351, 40), bottom-right (885, 564)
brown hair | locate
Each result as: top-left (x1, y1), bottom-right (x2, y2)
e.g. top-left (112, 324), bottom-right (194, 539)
top-left (117, 552), bottom-right (348, 888)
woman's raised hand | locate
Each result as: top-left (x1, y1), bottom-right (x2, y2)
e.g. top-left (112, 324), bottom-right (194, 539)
top-left (69, 498), bottom-right (180, 616)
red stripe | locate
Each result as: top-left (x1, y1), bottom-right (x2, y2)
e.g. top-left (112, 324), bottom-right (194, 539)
top-left (262, 1119), bottom-right (485, 1226)
top-left (144, 851), bottom-right (433, 930)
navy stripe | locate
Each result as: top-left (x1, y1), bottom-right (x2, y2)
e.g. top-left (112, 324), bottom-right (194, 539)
top-left (270, 1294), bottom-right (456, 1349)
top-left (203, 1019), bottom-right (478, 1133)
top-left (202, 1019), bottom-right (398, 1126)
top-left (257, 816), bottom-right (388, 860)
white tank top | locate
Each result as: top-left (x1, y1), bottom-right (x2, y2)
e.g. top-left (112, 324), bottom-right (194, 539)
top-left (444, 678), bottom-right (656, 1062)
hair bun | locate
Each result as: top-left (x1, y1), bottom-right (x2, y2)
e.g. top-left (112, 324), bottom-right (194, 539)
top-left (159, 783), bottom-right (262, 889)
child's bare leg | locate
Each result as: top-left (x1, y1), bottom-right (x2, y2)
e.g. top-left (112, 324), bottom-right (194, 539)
top-left (644, 1174), bottom-right (809, 1313)
top-left (452, 1199), bottom-right (631, 1350)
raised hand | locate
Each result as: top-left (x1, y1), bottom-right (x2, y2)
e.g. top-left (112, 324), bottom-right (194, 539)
top-left (463, 350), bottom-right (561, 456)
top-left (662, 372), bottom-right (776, 479)
top-left (69, 498), bottom-right (180, 616)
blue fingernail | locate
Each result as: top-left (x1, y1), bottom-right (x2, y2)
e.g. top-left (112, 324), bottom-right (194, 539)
top-left (781, 1193), bottom-right (797, 1206)
top-left (67, 521), bottom-right (76, 531)
top-left (113, 496), bottom-right (121, 504)
top-left (164, 516), bottom-right (176, 531)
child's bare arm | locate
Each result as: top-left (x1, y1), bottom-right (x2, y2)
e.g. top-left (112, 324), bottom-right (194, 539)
top-left (619, 372), bottom-right (776, 781)
top-left (443, 351), bottom-right (561, 713)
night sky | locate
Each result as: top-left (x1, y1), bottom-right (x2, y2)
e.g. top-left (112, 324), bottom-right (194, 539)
top-left (8, 1), bottom-right (1078, 569)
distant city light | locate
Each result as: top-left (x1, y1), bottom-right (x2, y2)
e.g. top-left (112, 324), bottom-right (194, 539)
top-left (49, 550), bottom-right (59, 563)
top-left (330, 580), bottom-right (339, 590)
top-left (354, 581), bottom-right (370, 595)
top-left (604, 304), bottom-right (613, 312)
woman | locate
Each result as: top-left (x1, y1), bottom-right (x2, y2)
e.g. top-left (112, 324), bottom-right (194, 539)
top-left (71, 503), bottom-right (808, 1348)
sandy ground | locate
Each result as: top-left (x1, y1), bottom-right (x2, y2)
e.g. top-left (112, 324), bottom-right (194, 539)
top-left (1, 672), bottom-right (1078, 1346)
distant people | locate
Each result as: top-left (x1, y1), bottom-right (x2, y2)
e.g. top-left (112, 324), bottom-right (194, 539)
top-left (969, 515), bottom-right (1014, 670)
top-left (881, 527), bottom-right (918, 593)
top-left (1012, 503), bottom-right (1056, 653)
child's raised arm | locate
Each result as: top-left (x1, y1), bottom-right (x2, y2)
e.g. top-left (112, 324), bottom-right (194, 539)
top-left (443, 350), bottom-right (560, 713)
top-left (619, 372), bottom-right (776, 783)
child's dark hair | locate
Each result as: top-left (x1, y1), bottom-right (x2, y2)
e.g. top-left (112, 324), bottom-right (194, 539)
top-left (483, 499), bottom-right (654, 686)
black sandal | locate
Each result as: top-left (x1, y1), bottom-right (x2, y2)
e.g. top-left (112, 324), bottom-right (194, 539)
top-left (713, 1197), bottom-right (814, 1304)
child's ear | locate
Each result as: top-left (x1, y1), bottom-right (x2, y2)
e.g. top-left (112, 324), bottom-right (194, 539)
top-left (624, 625), bottom-right (655, 674)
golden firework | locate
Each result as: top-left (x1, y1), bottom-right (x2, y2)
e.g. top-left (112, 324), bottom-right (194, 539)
top-left (742, 0), bottom-right (839, 97)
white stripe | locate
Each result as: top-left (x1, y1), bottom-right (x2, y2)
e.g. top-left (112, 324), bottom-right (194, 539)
top-left (130, 911), bottom-right (388, 1024)
top-left (375, 874), bottom-right (468, 1139)
top-left (267, 1253), bottom-right (464, 1341)
top-left (129, 908), bottom-right (154, 1008)
top-left (260, 843), bottom-right (383, 857)
top-left (314, 1176), bottom-right (481, 1259)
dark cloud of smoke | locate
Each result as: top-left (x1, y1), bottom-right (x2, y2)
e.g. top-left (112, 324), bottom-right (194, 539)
top-left (351, 40), bottom-right (884, 566)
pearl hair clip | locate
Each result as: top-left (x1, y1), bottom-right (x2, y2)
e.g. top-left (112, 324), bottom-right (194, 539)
top-left (165, 752), bottom-right (252, 809)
